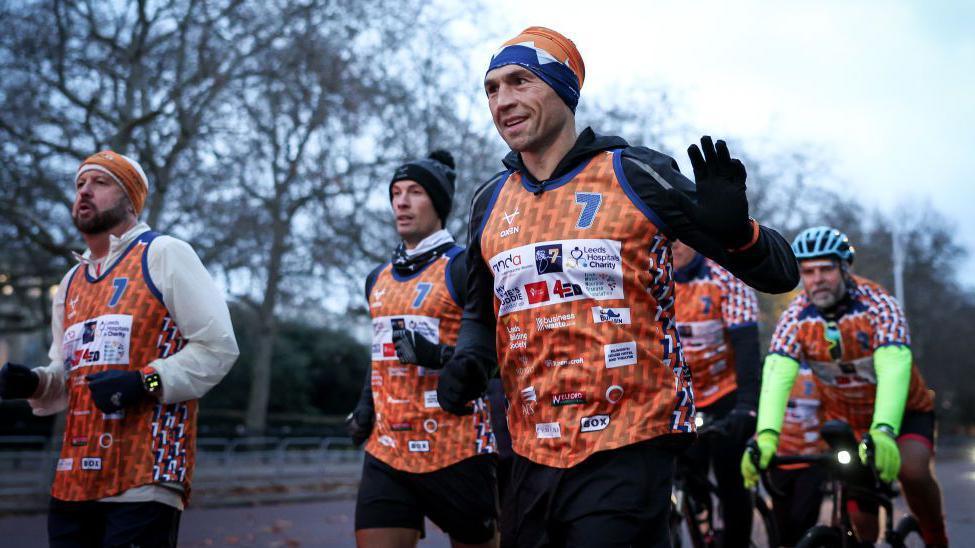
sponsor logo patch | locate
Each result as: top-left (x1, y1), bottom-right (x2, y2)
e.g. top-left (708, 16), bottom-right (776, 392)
top-left (508, 325), bottom-right (528, 349)
top-left (535, 422), bottom-right (561, 439)
top-left (492, 253), bottom-right (524, 273)
top-left (591, 306), bottom-right (632, 325)
top-left (544, 357), bottom-right (584, 368)
top-left (552, 391), bottom-right (586, 406)
top-left (525, 281), bottom-right (550, 304)
top-left (70, 436), bottom-right (87, 447)
top-left (424, 390), bottom-right (440, 409)
top-left (378, 435), bottom-right (396, 448)
top-left (408, 440), bottom-right (430, 452)
top-left (520, 386), bottom-right (537, 416)
top-left (535, 244), bottom-right (563, 275)
top-left (535, 313), bottom-right (576, 331)
top-left (606, 385), bottom-right (624, 404)
top-left (56, 458), bottom-right (73, 472)
top-left (390, 422), bottom-right (412, 432)
top-left (605, 341), bottom-right (638, 369)
top-left (81, 457), bottom-right (102, 471)
top-left (98, 433), bottom-right (113, 449)
top-left (580, 414), bottom-right (611, 432)
top-left (423, 419), bottom-right (438, 434)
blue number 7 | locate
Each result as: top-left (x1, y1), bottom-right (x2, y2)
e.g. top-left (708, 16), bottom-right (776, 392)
top-left (575, 192), bottom-right (602, 229)
top-left (412, 282), bottom-right (433, 308)
top-left (108, 278), bottom-right (128, 307)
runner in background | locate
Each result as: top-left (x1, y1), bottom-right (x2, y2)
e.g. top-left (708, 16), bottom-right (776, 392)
top-left (349, 150), bottom-right (498, 548)
top-left (0, 150), bottom-right (239, 547)
top-left (672, 240), bottom-right (761, 546)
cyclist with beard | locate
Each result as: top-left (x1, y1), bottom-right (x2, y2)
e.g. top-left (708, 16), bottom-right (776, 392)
top-left (743, 226), bottom-right (948, 547)
top-left (0, 151), bottom-right (239, 547)
top-left (347, 150), bottom-right (498, 548)
top-left (671, 240), bottom-right (761, 546)
top-left (434, 26), bottom-right (799, 547)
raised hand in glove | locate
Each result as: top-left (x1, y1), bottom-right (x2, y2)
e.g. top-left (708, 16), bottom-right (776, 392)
top-left (859, 427), bottom-right (901, 483)
top-left (393, 328), bottom-right (450, 369)
top-left (741, 430), bottom-right (779, 489)
top-left (0, 362), bottom-right (40, 400)
top-left (346, 404), bottom-right (374, 447)
top-left (684, 136), bottom-right (755, 250)
top-left (436, 353), bottom-right (488, 416)
top-left (85, 370), bottom-right (146, 414)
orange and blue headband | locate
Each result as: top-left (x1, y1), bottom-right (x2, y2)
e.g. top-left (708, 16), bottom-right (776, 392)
top-left (487, 27), bottom-right (585, 112)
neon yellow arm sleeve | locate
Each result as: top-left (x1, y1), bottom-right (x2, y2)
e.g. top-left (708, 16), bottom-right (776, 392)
top-left (871, 345), bottom-right (912, 434)
top-left (756, 353), bottom-right (800, 434)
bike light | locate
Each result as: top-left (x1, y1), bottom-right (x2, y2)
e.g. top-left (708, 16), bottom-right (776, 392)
top-left (837, 450), bottom-right (852, 464)
top-left (694, 415), bottom-right (704, 428)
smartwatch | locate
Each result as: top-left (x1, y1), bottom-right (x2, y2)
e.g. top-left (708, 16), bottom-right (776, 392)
top-left (141, 366), bottom-right (162, 396)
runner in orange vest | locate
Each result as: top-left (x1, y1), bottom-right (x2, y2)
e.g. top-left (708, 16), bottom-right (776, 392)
top-left (434, 26), bottom-right (799, 546)
top-left (0, 151), bottom-right (239, 547)
top-left (672, 240), bottom-right (762, 546)
top-left (348, 151), bottom-right (498, 548)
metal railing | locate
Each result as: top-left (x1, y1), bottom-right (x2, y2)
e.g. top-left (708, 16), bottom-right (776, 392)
top-left (0, 436), bottom-right (364, 513)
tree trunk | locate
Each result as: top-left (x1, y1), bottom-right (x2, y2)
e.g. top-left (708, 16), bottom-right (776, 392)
top-left (244, 206), bottom-right (288, 433)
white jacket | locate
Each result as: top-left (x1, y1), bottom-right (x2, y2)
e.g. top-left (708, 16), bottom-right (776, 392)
top-left (30, 222), bottom-right (239, 509)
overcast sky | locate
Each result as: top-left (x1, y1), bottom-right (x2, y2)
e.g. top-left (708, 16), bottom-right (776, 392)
top-left (466, 0), bottom-right (975, 286)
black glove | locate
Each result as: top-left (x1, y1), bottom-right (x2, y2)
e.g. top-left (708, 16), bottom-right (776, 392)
top-left (725, 406), bottom-right (758, 445)
top-left (345, 404), bottom-right (374, 447)
top-left (436, 353), bottom-right (488, 416)
top-left (684, 136), bottom-right (754, 249)
top-left (0, 362), bottom-right (40, 399)
top-left (392, 328), bottom-right (447, 369)
top-left (85, 370), bottom-right (146, 414)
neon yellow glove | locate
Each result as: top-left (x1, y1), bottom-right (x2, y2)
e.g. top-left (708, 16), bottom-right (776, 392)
top-left (859, 427), bottom-right (901, 483)
top-left (741, 430), bottom-right (779, 489)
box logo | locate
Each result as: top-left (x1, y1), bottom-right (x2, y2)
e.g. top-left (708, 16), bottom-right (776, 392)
top-left (580, 415), bottom-right (611, 432)
top-left (408, 440), bottom-right (430, 452)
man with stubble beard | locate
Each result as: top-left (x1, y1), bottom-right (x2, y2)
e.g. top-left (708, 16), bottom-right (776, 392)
top-left (0, 151), bottom-right (238, 547)
top-left (435, 26), bottom-right (798, 546)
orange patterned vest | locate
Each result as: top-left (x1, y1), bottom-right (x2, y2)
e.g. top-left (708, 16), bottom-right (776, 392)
top-left (479, 149), bottom-right (695, 469)
top-left (674, 257), bottom-right (759, 407)
top-left (52, 232), bottom-right (195, 502)
top-left (365, 248), bottom-right (495, 473)
top-left (778, 368), bottom-right (825, 458)
top-left (770, 274), bottom-right (933, 436)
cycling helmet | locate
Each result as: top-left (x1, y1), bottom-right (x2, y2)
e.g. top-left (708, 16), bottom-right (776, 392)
top-left (791, 226), bottom-right (855, 264)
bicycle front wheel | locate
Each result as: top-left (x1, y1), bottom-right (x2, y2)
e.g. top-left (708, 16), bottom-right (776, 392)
top-left (890, 515), bottom-right (924, 548)
top-left (750, 495), bottom-right (778, 548)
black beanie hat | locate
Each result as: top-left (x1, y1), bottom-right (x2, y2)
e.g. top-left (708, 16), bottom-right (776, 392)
top-left (389, 150), bottom-right (456, 225)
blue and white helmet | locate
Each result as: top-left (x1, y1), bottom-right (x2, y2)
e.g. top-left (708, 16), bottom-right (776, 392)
top-left (791, 226), bottom-right (855, 264)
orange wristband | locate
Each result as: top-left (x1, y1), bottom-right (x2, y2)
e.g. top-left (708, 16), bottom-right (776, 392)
top-left (729, 218), bottom-right (760, 253)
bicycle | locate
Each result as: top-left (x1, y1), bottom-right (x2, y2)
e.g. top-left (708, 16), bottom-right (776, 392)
top-left (671, 411), bottom-right (778, 547)
top-left (749, 420), bottom-right (923, 547)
